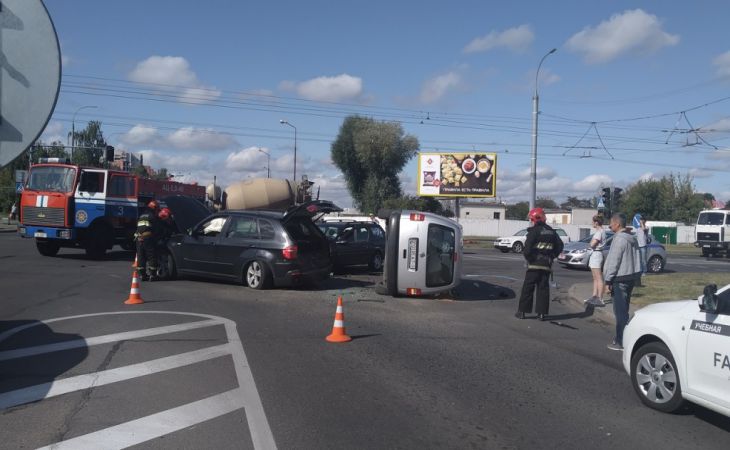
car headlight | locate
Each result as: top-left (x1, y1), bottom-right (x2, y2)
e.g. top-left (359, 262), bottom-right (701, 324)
top-left (574, 248), bottom-right (589, 254)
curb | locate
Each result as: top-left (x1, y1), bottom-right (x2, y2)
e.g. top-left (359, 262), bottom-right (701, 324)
top-left (566, 282), bottom-right (643, 326)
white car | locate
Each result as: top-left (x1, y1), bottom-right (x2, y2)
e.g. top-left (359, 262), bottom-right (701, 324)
top-left (622, 283), bottom-right (730, 418)
top-left (493, 228), bottom-right (569, 253)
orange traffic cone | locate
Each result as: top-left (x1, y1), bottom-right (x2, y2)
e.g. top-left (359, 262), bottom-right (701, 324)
top-left (326, 296), bottom-right (352, 343)
top-left (124, 269), bottom-right (145, 305)
top-left (132, 255), bottom-right (138, 268)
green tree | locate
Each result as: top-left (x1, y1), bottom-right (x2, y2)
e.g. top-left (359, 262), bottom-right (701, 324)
top-left (381, 195), bottom-right (451, 217)
top-left (331, 115), bottom-right (419, 213)
top-left (69, 121), bottom-right (106, 167)
top-left (536, 197), bottom-right (557, 209)
top-left (621, 173), bottom-right (704, 223)
top-left (506, 201), bottom-right (529, 220)
top-left (560, 196), bottom-right (593, 209)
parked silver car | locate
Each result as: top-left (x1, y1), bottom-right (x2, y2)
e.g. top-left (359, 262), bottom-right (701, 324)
top-left (557, 232), bottom-right (667, 273)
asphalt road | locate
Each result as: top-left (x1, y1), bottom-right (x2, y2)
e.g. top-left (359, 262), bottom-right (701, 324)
top-left (1, 234), bottom-right (728, 449)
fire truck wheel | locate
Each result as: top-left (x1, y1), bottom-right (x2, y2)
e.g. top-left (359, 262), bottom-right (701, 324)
top-left (85, 223), bottom-right (112, 259)
top-left (36, 240), bottom-right (60, 257)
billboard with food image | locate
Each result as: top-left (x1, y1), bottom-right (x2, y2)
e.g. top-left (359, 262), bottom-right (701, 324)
top-left (417, 152), bottom-right (496, 197)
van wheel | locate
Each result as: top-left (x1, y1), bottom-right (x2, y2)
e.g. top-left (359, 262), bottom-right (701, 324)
top-left (36, 240), bottom-right (60, 257)
top-left (369, 251), bottom-right (384, 271)
top-left (647, 255), bottom-right (664, 273)
top-left (512, 241), bottom-right (524, 253)
top-left (245, 260), bottom-right (272, 290)
top-left (630, 342), bottom-right (684, 413)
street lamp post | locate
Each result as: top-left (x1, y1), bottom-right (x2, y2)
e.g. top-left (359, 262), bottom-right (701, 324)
top-left (258, 148), bottom-right (270, 178)
top-left (71, 105), bottom-right (97, 161)
top-left (279, 120), bottom-right (297, 182)
top-left (529, 48), bottom-right (556, 211)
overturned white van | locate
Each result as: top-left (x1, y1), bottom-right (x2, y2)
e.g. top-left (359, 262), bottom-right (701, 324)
top-left (381, 210), bottom-right (463, 297)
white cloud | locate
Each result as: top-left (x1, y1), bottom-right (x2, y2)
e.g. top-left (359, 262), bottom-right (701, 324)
top-left (419, 71), bottom-right (463, 104)
top-left (167, 127), bottom-right (237, 150)
top-left (713, 51), bottom-right (730, 77)
top-left (121, 125), bottom-right (237, 151)
top-left (638, 172), bottom-right (655, 181)
top-left (128, 55), bottom-right (221, 103)
top-left (538, 68), bottom-right (561, 87)
top-left (138, 150), bottom-right (208, 171)
top-left (566, 9), bottom-right (679, 63)
top-left (224, 147), bottom-right (270, 173)
top-left (573, 174), bottom-right (612, 191)
top-left (40, 121), bottom-right (64, 144)
top-left (463, 25), bottom-right (534, 54)
top-left (123, 124), bottom-right (160, 146)
top-left (294, 74), bottom-right (363, 102)
top-left (700, 118), bottom-right (730, 133)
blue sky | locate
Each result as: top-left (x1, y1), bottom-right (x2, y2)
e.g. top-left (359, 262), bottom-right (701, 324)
top-left (40, 0), bottom-right (730, 209)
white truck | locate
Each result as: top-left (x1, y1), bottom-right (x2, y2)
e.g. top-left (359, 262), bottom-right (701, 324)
top-left (695, 209), bottom-right (730, 257)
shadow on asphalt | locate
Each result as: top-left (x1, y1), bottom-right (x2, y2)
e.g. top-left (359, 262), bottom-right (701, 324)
top-left (55, 249), bottom-right (135, 262)
top-left (675, 403), bottom-right (730, 432)
top-left (450, 279), bottom-right (515, 302)
top-left (547, 304), bottom-right (596, 322)
top-left (0, 320), bottom-right (88, 407)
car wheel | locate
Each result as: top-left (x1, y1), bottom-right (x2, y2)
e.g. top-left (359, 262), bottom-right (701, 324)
top-left (512, 241), bottom-right (524, 253)
top-left (36, 240), bottom-right (60, 257)
top-left (369, 251), bottom-right (384, 271)
top-left (245, 260), bottom-right (271, 290)
top-left (647, 255), bottom-right (664, 273)
top-left (157, 251), bottom-right (177, 280)
top-left (630, 342), bottom-right (684, 413)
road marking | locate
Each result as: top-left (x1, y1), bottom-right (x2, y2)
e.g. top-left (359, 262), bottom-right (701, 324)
top-left (464, 274), bottom-right (521, 281)
top-left (35, 388), bottom-right (247, 450)
top-left (0, 343), bottom-right (232, 409)
top-left (0, 319), bottom-right (221, 362)
top-left (0, 311), bottom-right (276, 450)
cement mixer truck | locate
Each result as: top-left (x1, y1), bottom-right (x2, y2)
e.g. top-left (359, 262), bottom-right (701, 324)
top-left (221, 177), bottom-right (316, 211)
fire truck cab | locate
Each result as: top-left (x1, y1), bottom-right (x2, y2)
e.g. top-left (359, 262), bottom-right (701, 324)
top-left (19, 162), bottom-right (204, 258)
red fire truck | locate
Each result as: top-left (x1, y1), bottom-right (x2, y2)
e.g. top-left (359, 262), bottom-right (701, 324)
top-left (18, 159), bottom-right (206, 257)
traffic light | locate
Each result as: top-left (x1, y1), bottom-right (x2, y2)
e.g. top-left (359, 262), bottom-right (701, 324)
top-left (613, 187), bottom-right (623, 211)
top-left (601, 187), bottom-right (611, 206)
top-left (105, 145), bottom-right (115, 162)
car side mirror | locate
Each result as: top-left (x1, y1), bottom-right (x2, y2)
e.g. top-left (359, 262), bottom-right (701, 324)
top-left (699, 284), bottom-right (719, 314)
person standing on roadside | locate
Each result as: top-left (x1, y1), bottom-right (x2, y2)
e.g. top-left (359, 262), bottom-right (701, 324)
top-left (515, 207), bottom-right (564, 321)
top-left (586, 215), bottom-right (607, 306)
top-left (135, 200), bottom-right (161, 281)
top-left (603, 213), bottom-right (641, 351)
top-left (633, 214), bottom-right (649, 276)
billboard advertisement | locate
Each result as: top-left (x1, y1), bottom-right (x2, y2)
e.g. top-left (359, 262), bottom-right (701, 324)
top-left (417, 152), bottom-right (496, 198)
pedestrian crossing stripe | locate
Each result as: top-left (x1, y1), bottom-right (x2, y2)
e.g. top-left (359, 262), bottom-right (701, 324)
top-left (0, 311), bottom-right (277, 450)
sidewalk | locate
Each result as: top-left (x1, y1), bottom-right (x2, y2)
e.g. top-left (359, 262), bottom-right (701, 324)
top-left (0, 220), bottom-right (19, 233)
top-left (566, 281), bottom-right (640, 325)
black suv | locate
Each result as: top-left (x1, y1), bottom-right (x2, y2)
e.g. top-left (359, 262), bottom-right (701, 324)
top-left (166, 200), bottom-right (341, 289)
top-left (318, 221), bottom-right (386, 272)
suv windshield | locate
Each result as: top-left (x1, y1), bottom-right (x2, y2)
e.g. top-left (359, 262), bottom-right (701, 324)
top-left (27, 166), bottom-right (76, 193)
top-left (698, 212), bottom-right (726, 226)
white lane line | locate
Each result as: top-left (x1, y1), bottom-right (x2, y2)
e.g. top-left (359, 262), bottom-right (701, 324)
top-left (0, 343), bottom-right (232, 410)
top-left (224, 321), bottom-right (277, 450)
top-left (35, 388), bottom-right (247, 450)
top-left (464, 274), bottom-right (521, 281)
top-left (0, 319), bottom-right (221, 362)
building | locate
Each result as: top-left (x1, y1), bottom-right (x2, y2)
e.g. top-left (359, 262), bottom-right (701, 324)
top-left (458, 201), bottom-right (506, 221)
top-left (110, 150), bottom-right (142, 172)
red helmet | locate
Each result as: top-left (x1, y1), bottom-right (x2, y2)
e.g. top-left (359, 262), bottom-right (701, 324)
top-left (158, 207), bottom-right (171, 220)
top-left (147, 200), bottom-right (160, 211)
top-left (528, 207), bottom-right (546, 224)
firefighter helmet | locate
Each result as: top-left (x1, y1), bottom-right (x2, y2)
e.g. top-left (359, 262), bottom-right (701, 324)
top-left (147, 200), bottom-right (160, 211)
top-left (528, 207), bottom-right (546, 224)
top-left (158, 207), bottom-right (171, 220)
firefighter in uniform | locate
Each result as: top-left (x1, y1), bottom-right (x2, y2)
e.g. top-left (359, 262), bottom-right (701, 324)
top-left (157, 207), bottom-right (176, 241)
top-left (135, 200), bottom-right (161, 281)
top-left (515, 207), bottom-right (564, 320)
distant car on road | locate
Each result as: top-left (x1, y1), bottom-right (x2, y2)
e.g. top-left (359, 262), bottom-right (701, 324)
top-left (557, 232), bottom-right (667, 273)
top-left (165, 200), bottom-right (341, 289)
top-left (622, 283), bottom-right (730, 417)
top-left (318, 221), bottom-right (386, 272)
top-left (493, 228), bottom-right (569, 253)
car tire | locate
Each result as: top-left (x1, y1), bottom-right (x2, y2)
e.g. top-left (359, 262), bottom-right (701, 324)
top-left (647, 255), bottom-right (664, 273)
top-left (36, 240), bottom-right (60, 257)
top-left (157, 251), bottom-right (177, 280)
top-left (245, 260), bottom-right (271, 290)
top-left (512, 241), bottom-right (524, 253)
top-left (630, 341), bottom-right (684, 413)
top-left (369, 251), bottom-right (384, 271)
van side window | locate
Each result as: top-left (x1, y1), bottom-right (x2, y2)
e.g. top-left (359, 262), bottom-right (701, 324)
top-left (108, 175), bottom-right (135, 197)
top-left (79, 172), bottom-right (105, 193)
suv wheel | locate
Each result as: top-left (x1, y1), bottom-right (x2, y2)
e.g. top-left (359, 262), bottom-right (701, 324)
top-left (369, 251), bottom-right (384, 271)
top-left (245, 260), bottom-right (271, 290)
top-left (512, 241), bottom-right (524, 253)
top-left (630, 342), bottom-right (684, 413)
